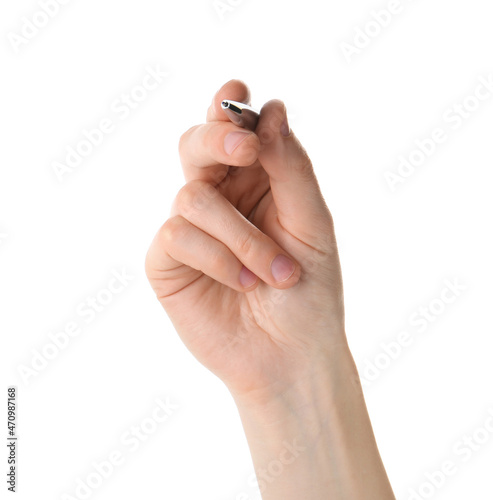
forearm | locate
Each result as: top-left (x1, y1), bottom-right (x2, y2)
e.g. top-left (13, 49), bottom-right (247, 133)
top-left (232, 342), bottom-right (396, 500)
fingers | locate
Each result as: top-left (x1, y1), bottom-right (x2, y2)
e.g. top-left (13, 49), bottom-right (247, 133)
top-left (170, 180), bottom-right (301, 290)
top-left (206, 79), bottom-right (251, 123)
top-left (256, 99), bottom-right (335, 248)
top-left (179, 78), bottom-right (258, 183)
top-left (179, 121), bottom-right (260, 183)
top-left (146, 215), bottom-right (260, 296)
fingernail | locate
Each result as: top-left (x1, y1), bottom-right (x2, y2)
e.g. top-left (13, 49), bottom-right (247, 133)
top-left (271, 255), bottom-right (295, 283)
top-left (280, 111), bottom-right (290, 137)
top-left (224, 131), bottom-right (251, 155)
top-left (240, 265), bottom-right (257, 288)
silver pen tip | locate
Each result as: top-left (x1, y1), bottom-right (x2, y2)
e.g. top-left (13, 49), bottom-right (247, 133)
top-left (221, 100), bottom-right (242, 114)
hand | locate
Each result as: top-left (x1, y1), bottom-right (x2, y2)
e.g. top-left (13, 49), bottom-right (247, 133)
top-left (145, 79), bottom-right (346, 403)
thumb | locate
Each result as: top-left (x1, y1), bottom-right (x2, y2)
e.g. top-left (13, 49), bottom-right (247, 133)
top-left (256, 99), bottom-right (334, 248)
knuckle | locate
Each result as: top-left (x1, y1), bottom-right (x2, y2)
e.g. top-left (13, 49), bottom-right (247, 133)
top-left (208, 248), bottom-right (229, 270)
top-left (235, 230), bottom-right (261, 257)
top-left (176, 179), bottom-right (217, 216)
top-left (160, 216), bottom-right (187, 243)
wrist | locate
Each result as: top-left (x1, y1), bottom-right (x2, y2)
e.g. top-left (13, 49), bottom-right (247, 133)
top-left (230, 341), bottom-right (360, 441)
top-left (229, 343), bottom-right (376, 499)
top-left (229, 342), bottom-right (395, 500)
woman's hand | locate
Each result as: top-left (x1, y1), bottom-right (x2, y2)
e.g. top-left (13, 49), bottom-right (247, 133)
top-left (145, 79), bottom-right (346, 402)
top-left (146, 80), bottom-right (396, 499)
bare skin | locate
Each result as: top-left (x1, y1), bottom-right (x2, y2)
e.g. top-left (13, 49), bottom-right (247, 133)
top-left (145, 79), bottom-right (396, 499)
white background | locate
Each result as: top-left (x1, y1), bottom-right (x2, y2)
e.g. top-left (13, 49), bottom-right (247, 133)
top-left (1, 0), bottom-right (493, 499)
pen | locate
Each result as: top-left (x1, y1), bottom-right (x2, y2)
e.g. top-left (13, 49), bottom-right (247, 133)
top-left (221, 100), bottom-right (259, 131)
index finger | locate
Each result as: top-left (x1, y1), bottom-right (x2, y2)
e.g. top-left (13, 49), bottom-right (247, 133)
top-left (206, 79), bottom-right (252, 123)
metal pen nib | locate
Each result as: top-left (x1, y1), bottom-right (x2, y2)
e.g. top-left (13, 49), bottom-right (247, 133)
top-left (221, 100), bottom-right (259, 131)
